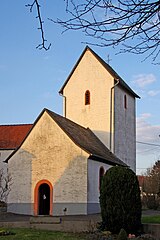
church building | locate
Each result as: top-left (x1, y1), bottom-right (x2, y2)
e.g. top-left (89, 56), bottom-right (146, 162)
top-left (0, 46), bottom-right (139, 216)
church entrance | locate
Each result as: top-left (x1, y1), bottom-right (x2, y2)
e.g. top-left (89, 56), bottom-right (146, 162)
top-left (34, 180), bottom-right (53, 216)
top-left (38, 183), bottom-right (50, 215)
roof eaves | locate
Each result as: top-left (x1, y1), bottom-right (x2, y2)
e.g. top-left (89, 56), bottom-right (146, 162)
top-left (0, 148), bottom-right (15, 151)
top-left (89, 154), bottom-right (127, 167)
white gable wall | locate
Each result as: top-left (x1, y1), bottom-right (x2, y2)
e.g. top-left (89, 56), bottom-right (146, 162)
top-left (63, 49), bottom-right (114, 148)
top-left (8, 111), bottom-right (88, 216)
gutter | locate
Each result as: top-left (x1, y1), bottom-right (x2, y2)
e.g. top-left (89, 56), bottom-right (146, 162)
top-left (110, 78), bottom-right (119, 152)
top-left (59, 93), bottom-right (66, 118)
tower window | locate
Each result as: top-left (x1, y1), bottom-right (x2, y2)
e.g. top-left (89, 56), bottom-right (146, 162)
top-left (85, 90), bottom-right (90, 105)
top-left (124, 94), bottom-right (127, 109)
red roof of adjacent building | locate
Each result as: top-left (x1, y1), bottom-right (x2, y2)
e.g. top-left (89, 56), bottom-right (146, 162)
top-left (0, 124), bottom-right (33, 150)
top-left (137, 175), bottom-right (145, 187)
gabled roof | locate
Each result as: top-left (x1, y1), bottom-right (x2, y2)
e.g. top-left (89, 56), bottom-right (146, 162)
top-left (5, 108), bottom-right (126, 167)
top-left (0, 124), bottom-right (33, 150)
top-left (47, 109), bottom-right (126, 166)
top-left (59, 46), bottom-right (140, 98)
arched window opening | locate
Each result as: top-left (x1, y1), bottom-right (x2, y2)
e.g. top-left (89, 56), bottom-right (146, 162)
top-left (99, 166), bottom-right (105, 190)
top-left (124, 94), bottom-right (127, 109)
top-left (85, 90), bottom-right (90, 105)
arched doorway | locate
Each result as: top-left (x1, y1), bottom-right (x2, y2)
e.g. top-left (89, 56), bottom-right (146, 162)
top-left (38, 183), bottom-right (50, 215)
top-left (34, 180), bottom-right (53, 215)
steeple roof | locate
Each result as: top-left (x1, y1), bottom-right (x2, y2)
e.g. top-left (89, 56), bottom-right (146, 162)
top-left (59, 46), bottom-right (140, 98)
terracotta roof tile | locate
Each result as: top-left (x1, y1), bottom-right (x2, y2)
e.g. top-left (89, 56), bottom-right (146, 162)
top-left (0, 124), bottom-right (33, 149)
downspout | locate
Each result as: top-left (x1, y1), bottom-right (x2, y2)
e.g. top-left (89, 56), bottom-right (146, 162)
top-left (110, 78), bottom-right (119, 152)
top-left (59, 93), bottom-right (66, 117)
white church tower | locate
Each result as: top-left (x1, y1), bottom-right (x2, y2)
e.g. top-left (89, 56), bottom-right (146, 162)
top-left (59, 47), bottom-right (139, 171)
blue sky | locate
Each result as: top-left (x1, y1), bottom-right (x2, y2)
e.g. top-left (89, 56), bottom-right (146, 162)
top-left (1, 1), bottom-right (160, 174)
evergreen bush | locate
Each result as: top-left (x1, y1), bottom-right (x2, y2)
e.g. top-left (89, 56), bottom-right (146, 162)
top-left (117, 228), bottom-right (127, 240)
top-left (100, 166), bottom-right (142, 234)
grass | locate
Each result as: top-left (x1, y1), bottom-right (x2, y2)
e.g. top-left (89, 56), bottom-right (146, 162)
top-left (142, 215), bottom-right (160, 224)
top-left (0, 228), bottom-right (86, 240)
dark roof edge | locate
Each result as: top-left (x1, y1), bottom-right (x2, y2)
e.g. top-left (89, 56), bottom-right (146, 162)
top-left (47, 110), bottom-right (126, 167)
top-left (89, 154), bottom-right (127, 167)
top-left (0, 148), bottom-right (15, 151)
top-left (59, 46), bottom-right (89, 94)
top-left (0, 123), bottom-right (32, 127)
top-left (59, 46), bottom-right (140, 98)
top-left (46, 109), bottom-right (91, 155)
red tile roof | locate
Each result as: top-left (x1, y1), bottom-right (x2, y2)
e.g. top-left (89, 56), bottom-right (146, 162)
top-left (0, 124), bottom-right (33, 150)
top-left (137, 175), bottom-right (145, 187)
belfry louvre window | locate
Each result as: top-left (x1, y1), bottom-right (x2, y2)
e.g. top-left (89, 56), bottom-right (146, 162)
top-left (124, 94), bottom-right (127, 109)
top-left (85, 90), bottom-right (90, 105)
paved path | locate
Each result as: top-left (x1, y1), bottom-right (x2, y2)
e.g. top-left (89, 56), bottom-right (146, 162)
top-left (0, 210), bottom-right (159, 222)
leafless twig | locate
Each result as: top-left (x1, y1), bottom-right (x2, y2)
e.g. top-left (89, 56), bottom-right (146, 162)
top-left (0, 169), bottom-right (12, 203)
top-left (53, 0), bottom-right (160, 63)
top-left (26, 0), bottom-right (51, 50)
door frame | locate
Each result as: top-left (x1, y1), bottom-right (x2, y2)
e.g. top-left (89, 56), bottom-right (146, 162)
top-left (34, 179), bottom-right (53, 215)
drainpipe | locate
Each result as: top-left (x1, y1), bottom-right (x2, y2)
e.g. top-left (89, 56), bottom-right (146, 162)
top-left (59, 93), bottom-right (66, 117)
top-left (110, 78), bottom-right (119, 152)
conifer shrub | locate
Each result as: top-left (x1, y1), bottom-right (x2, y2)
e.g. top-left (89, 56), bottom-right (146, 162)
top-left (117, 228), bottom-right (127, 240)
top-left (100, 166), bottom-right (142, 234)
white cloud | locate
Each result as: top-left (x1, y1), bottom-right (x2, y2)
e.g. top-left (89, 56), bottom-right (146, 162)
top-left (132, 74), bottom-right (156, 88)
top-left (148, 90), bottom-right (160, 97)
top-left (136, 113), bottom-right (160, 146)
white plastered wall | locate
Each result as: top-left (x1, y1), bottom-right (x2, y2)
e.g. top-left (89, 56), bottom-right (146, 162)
top-left (63, 49), bottom-right (114, 148)
top-left (114, 86), bottom-right (136, 171)
top-left (8, 111), bottom-right (88, 215)
top-left (87, 159), bottom-right (111, 213)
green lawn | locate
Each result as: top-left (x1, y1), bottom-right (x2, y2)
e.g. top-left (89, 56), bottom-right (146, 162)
top-left (0, 228), bottom-right (86, 240)
top-left (142, 215), bottom-right (160, 224)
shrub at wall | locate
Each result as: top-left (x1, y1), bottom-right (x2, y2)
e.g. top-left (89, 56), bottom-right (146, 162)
top-left (100, 166), bottom-right (142, 234)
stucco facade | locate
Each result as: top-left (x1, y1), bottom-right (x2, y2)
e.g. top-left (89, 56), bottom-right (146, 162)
top-left (87, 159), bottom-right (110, 214)
top-left (61, 47), bottom-right (138, 171)
top-left (8, 111), bottom-right (88, 216)
top-left (63, 49), bottom-right (114, 148)
top-left (0, 150), bottom-right (13, 170)
top-left (114, 85), bottom-right (136, 171)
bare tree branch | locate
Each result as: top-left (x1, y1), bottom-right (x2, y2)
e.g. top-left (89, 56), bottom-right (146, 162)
top-left (0, 169), bottom-right (12, 203)
top-left (26, 0), bottom-right (51, 50)
top-left (52, 0), bottom-right (160, 63)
